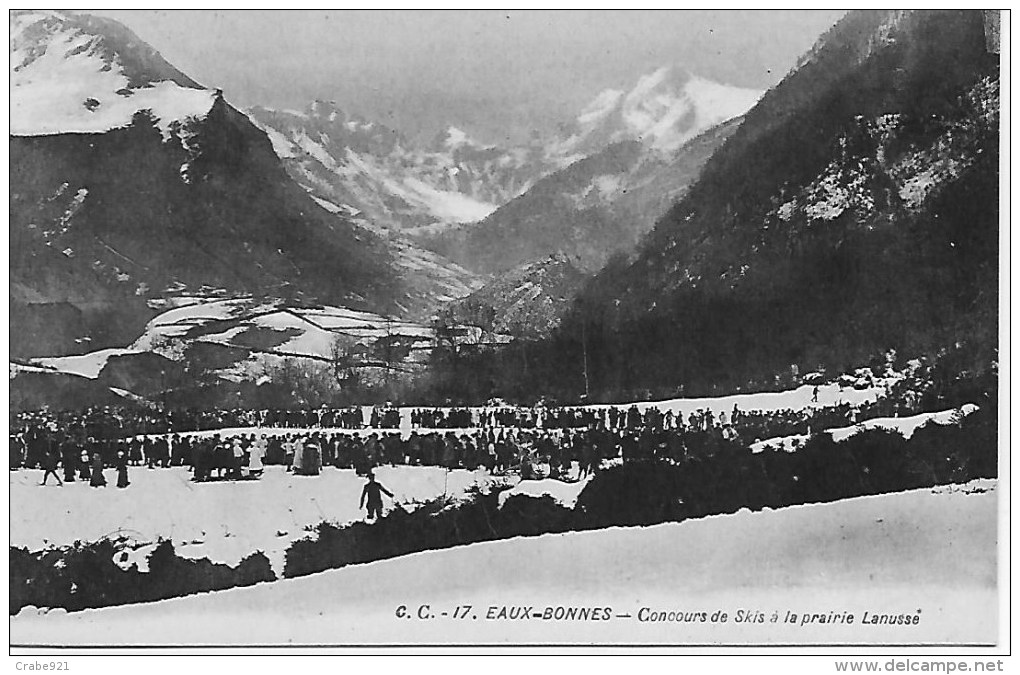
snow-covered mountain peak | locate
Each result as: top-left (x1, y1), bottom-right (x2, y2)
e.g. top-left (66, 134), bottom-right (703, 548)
top-left (10, 10), bottom-right (217, 137)
top-left (554, 65), bottom-right (763, 159)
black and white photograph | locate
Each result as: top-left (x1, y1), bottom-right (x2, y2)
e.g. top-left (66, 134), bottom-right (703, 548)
top-left (7, 8), bottom-right (1007, 655)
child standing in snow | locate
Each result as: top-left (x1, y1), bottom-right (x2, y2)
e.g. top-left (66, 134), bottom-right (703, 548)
top-left (79, 448), bottom-right (92, 482)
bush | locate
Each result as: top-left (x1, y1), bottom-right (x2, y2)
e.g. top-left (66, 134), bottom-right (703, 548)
top-left (284, 490), bottom-right (577, 579)
top-left (574, 461), bottom-right (686, 527)
top-left (574, 405), bottom-right (996, 529)
top-left (10, 538), bottom-right (275, 615)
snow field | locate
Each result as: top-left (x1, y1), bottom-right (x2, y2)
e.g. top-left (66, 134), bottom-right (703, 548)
top-left (10, 482), bottom-right (997, 645)
top-left (10, 465), bottom-right (496, 575)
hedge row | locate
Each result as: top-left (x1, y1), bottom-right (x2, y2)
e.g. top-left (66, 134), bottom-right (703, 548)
top-left (10, 539), bottom-right (274, 615)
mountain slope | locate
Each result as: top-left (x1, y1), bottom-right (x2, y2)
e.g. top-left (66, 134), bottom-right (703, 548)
top-left (438, 254), bottom-right (588, 340)
top-left (427, 118), bottom-right (742, 275)
top-left (10, 11), bottom-right (400, 358)
top-left (251, 68), bottom-right (761, 277)
top-left (248, 102), bottom-right (551, 232)
top-left (556, 10), bottom-right (999, 397)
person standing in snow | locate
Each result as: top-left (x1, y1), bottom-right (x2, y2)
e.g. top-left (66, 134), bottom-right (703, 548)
top-left (115, 451), bottom-right (130, 488)
top-left (89, 452), bottom-right (107, 488)
top-left (39, 444), bottom-right (63, 486)
top-left (359, 470), bottom-right (393, 521)
top-left (291, 435), bottom-right (305, 474)
top-left (79, 448), bottom-right (92, 482)
top-left (60, 437), bottom-right (77, 483)
top-left (247, 435), bottom-right (267, 478)
top-left (284, 436), bottom-right (296, 473)
top-left (231, 437), bottom-right (245, 480)
top-left (299, 438), bottom-right (322, 476)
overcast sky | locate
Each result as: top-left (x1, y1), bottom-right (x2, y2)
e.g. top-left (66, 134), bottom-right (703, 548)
top-left (97, 9), bottom-right (846, 144)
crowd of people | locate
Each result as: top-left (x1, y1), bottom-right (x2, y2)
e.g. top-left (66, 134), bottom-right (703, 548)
top-left (10, 386), bottom-right (930, 487)
top-left (11, 402), bottom-right (676, 441)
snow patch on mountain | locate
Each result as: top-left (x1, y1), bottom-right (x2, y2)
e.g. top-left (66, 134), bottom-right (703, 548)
top-left (400, 176), bottom-right (499, 223)
top-left (440, 126), bottom-right (485, 150)
top-left (577, 88), bottom-right (625, 125)
top-left (32, 348), bottom-right (142, 379)
top-left (10, 11), bottom-right (216, 137)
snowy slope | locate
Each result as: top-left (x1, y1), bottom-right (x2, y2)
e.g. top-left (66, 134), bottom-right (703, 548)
top-left (130, 297), bottom-right (433, 360)
top-left (12, 295), bottom-right (435, 384)
top-left (31, 348), bottom-right (142, 379)
top-left (439, 254), bottom-right (588, 339)
top-left (11, 483), bottom-right (997, 645)
top-left (11, 11), bottom-right (216, 137)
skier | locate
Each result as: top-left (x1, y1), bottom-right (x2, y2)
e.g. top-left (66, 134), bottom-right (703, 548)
top-left (359, 470), bottom-right (393, 521)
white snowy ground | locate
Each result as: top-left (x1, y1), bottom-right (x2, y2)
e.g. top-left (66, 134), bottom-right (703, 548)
top-left (9, 465), bottom-right (498, 575)
top-left (10, 481), bottom-right (997, 646)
